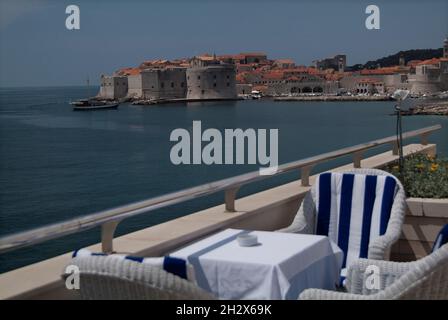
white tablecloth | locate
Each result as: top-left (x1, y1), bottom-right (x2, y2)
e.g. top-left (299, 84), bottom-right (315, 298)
top-left (170, 229), bottom-right (343, 300)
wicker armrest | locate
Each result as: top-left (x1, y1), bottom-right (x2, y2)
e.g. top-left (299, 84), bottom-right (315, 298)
top-left (299, 288), bottom-right (369, 300)
top-left (346, 258), bottom-right (415, 295)
top-left (276, 192), bottom-right (316, 234)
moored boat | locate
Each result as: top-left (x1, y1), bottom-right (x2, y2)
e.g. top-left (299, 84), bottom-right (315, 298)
top-left (70, 77), bottom-right (120, 110)
top-left (71, 99), bottom-right (119, 111)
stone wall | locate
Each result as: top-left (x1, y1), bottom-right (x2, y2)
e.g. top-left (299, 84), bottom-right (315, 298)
top-left (99, 75), bottom-right (128, 100)
top-left (236, 83), bottom-right (252, 95)
top-left (186, 64), bottom-right (237, 100)
top-left (141, 68), bottom-right (187, 100)
top-left (391, 198), bottom-right (448, 261)
top-left (408, 62), bottom-right (448, 94)
top-left (265, 80), bottom-right (338, 95)
top-left (339, 74), bottom-right (410, 94)
top-left (127, 74), bottom-right (143, 98)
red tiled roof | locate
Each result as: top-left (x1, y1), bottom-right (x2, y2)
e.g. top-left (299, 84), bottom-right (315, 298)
top-left (275, 59), bottom-right (295, 64)
top-left (358, 78), bottom-right (383, 84)
top-left (252, 85), bottom-right (268, 92)
top-left (196, 55), bottom-right (216, 61)
top-left (360, 66), bottom-right (401, 75)
top-left (236, 74), bottom-right (247, 83)
top-left (218, 54), bottom-right (245, 60)
top-left (308, 69), bottom-right (320, 75)
top-left (325, 73), bottom-right (344, 81)
top-left (407, 60), bottom-right (422, 67)
top-left (117, 68), bottom-right (141, 76)
top-left (417, 58), bottom-right (441, 66)
top-left (262, 72), bottom-right (284, 80)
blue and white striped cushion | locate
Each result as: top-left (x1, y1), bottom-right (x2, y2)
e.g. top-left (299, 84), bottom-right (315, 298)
top-left (432, 224), bottom-right (448, 252)
top-left (72, 249), bottom-right (194, 281)
top-left (315, 172), bottom-right (397, 270)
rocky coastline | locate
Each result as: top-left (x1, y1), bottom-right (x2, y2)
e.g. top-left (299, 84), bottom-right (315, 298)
top-left (273, 95), bottom-right (392, 102)
top-left (402, 100), bottom-right (448, 116)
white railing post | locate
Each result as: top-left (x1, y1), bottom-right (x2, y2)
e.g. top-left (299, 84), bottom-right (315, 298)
top-left (101, 220), bottom-right (121, 253)
top-left (420, 133), bottom-right (429, 145)
top-left (353, 151), bottom-right (363, 168)
top-left (225, 187), bottom-right (240, 212)
top-left (301, 165), bottom-right (314, 187)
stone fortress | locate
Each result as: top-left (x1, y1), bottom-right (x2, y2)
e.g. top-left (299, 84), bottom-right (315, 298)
top-left (186, 56), bottom-right (236, 100)
top-left (98, 38), bottom-right (448, 101)
top-left (127, 67), bottom-right (187, 100)
top-left (99, 55), bottom-right (237, 101)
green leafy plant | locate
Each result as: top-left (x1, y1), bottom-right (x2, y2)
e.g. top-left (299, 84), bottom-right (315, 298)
top-left (383, 153), bottom-right (448, 198)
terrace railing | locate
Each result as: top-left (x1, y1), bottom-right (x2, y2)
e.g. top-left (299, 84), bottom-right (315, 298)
top-left (0, 124), bottom-right (442, 255)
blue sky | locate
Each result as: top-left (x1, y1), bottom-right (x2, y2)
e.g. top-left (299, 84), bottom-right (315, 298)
top-left (0, 0), bottom-right (447, 87)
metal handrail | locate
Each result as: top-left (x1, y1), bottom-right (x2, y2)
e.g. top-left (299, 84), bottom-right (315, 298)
top-left (0, 124), bottom-right (441, 254)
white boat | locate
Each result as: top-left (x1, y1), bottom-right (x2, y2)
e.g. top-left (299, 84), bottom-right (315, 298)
top-left (71, 99), bottom-right (119, 111)
top-left (251, 90), bottom-right (262, 99)
top-left (71, 77), bottom-right (119, 111)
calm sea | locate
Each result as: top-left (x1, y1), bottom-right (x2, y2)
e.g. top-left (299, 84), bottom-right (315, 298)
top-left (0, 86), bottom-right (447, 273)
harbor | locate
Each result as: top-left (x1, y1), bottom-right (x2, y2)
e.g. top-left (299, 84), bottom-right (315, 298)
top-left (88, 38), bottom-right (448, 107)
top-left (273, 95), bottom-right (393, 102)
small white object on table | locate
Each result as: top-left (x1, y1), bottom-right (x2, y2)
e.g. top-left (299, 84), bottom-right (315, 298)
top-left (170, 228), bottom-right (343, 300)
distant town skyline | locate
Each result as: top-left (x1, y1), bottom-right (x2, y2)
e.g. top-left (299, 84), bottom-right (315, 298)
top-left (0, 0), bottom-right (447, 87)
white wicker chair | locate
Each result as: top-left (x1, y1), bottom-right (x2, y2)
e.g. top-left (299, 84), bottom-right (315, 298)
top-left (68, 255), bottom-right (215, 300)
top-left (277, 168), bottom-right (406, 262)
top-left (299, 244), bottom-right (448, 300)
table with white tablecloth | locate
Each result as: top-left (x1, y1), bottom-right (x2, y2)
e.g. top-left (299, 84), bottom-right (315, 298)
top-left (170, 229), bottom-right (343, 300)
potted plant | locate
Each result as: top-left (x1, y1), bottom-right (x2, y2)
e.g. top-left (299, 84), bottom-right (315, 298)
top-left (384, 153), bottom-right (448, 261)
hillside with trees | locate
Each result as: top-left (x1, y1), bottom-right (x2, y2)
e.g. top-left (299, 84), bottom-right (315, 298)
top-left (348, 48), bottom-right (443, 71)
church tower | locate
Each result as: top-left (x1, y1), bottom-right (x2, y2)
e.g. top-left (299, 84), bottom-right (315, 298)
top-left (399, 53), bottom-right (405, 67)
top-left (444, 37), bottom-right (448, 58)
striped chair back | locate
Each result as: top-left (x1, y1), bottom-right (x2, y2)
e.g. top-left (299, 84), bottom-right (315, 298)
top-left (315, 172), bottom-right (398, 269)
top-left (432, 224), bottom-right (448, 253)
